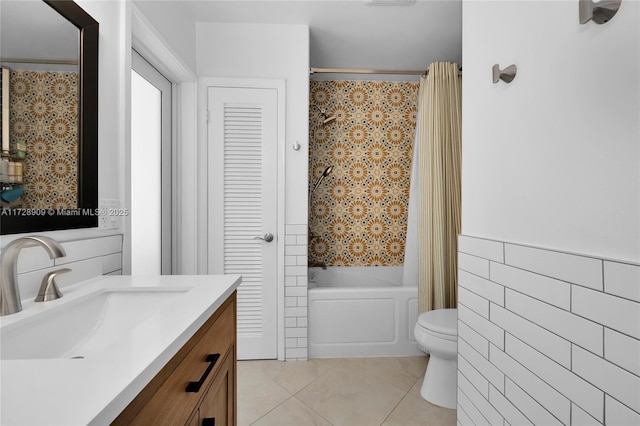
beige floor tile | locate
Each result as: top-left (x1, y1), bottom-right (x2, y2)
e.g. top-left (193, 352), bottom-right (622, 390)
top-left (382, 392), bottom-right (457, 426)
top-left (238, 359), bottom-right (279, 375)
top-left (341, 356), bottom-right (428, 391)
top-left (295, 363), bottom-right (406, 426)
top-left (239, 356), bottom-right (457, 426)
top-left (252, 397), bottom-right (333, 426)
top-left (410, 374), bottom-right (426, 399)
top-left (237, 363), bottom-right (292, 426)
top-left (256, 358), bottom-right (342, 394)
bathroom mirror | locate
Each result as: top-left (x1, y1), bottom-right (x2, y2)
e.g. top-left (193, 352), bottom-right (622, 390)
top-left (0, 0), bottom-right (98, 235)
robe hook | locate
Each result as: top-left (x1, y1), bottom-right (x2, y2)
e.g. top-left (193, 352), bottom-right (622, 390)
top-left (579, 0), bottom-right (622, 24)
top-left (492, 64), bottom-right (517, 84)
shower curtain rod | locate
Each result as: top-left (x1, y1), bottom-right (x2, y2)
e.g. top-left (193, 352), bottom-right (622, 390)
top-left (1, 58), bottom-right (78, 66)
top-left (311, 67), bottom-right (425, 75)
top-left (310, 67), bottom-right (462, 76)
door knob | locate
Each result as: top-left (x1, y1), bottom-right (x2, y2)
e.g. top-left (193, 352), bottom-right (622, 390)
top-left (253, 233), bottom-right (274, 242)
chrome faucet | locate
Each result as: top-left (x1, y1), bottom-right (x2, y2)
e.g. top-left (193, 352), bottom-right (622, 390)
top-left (0, 236), bottom-right (66, 316)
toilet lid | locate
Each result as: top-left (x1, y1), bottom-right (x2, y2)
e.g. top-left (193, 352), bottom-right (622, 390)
top-left (417, 308), bottom-right (457, 335)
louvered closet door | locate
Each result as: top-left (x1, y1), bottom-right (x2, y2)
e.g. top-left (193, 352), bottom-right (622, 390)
top-left (208, 86), bottom-right (278, 360)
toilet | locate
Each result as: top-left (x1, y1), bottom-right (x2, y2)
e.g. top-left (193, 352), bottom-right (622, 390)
top-left (413, 308), bottom-right (458, 409)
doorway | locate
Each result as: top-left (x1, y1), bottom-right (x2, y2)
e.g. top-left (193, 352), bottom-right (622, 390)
top-left (206, 80), bottom-right (285, 360)
top-left (131, 50), bottom-right (172, 275)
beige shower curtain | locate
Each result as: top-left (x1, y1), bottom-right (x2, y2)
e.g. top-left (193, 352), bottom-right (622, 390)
top-left (417, 62), bottom-right (462, 313)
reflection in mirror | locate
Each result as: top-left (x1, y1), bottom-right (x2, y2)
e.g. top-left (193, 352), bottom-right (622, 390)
top-left (1, 1), bottom-right (79, 209)
top-left (0, 0), bottom-right (98, 234)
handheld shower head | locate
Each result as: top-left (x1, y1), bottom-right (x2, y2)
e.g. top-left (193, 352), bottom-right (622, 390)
top-left (323, 115), bottom-right (337, 125)
top-left (311, 165), bottom-right (334, 193)
top-left (311, 104), bottom-right (336, 126)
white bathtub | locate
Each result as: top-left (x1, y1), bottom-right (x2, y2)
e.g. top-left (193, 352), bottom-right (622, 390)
top-left (308, 266), bottom-right (422, 358)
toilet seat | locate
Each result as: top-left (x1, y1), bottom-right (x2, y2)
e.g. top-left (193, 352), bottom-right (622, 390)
top-left (417, 308), bottom-right (457, 338)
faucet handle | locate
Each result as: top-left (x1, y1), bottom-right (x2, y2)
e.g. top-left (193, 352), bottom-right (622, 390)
top-left (35, 268), bottom-right (71, 302)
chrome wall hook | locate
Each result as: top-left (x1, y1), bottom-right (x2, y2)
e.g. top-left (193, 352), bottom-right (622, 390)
top-left (492, 64), bottom-right (517, 84)
top-left (579, 0), bottom-right (622, 24)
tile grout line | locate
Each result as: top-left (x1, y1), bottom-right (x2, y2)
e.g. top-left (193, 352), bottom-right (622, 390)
top-left (238, 362), bottom-right (294, 425)
top-left (379, 388), bottom-right (411, 425)
top-left (248, 395), bottom-right (295, 426)
top-left (261, 359), bottom-right (338, 424)
top-left (291, 394), bottom-right (335, 426)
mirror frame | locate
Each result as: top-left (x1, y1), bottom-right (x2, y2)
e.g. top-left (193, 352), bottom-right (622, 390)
top-left (1, 0), bottom-right (98, 235)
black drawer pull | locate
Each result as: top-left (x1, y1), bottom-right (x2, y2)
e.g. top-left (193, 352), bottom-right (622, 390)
top-left (202, 418), bottom-right (215, 426)
top-left (185, 353), bottom-right (220, 393)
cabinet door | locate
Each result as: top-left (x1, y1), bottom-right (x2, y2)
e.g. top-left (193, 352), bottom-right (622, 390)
top-left (199, 349), bottom-right (235, 426)
top-left (186, 410), bottom-right (199, 426)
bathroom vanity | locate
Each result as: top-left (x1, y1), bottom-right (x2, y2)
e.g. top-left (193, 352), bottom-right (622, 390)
top-left (113, 289), bottom-right (237, 425)
top-left (0, 274), bottom-right (241, 425)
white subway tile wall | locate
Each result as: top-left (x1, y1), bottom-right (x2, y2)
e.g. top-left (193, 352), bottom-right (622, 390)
top-left (605, 395), bottom-right (640, 425)
top-left (504, 243), bottom-right (603, 291)
top-left (488, 384), bottom-right (533, 426)
top-left (604, 261), bottom-right (640, 302)
top-left (604, 328), bottom-right (640, 377)
top-left (284, 224), bottom-right (308, 360)
top-left (504, 377), bottom-right (564, 426)
top-left (458, 371), bottom-right (504, 425)
top-left (458, 252), bottom-right (490, 279)
top-left (458, 235), bottom-right (640, 425)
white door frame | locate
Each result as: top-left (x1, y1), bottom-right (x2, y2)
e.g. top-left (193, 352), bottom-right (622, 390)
top-left (199, 77), bottom-right (286, 361)
top-left (130, 3), bottom-right (198, 275)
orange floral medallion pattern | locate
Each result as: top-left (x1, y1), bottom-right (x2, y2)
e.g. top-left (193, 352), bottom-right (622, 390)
top-left (309, 80), bottom-right (419, 266)
top-left (9, 70), bottom-right (78, 209)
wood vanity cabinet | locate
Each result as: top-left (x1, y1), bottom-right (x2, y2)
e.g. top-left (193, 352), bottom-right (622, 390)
top-left (113, 292), bottom-right (237, 426)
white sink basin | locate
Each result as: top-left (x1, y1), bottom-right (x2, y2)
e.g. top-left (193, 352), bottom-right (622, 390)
top-left (1, 288), bottom-right (188, 360)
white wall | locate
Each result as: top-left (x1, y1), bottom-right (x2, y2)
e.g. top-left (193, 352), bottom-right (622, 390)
top-left (462, 0), bottom-right (640, 263)
top-left (196, 23), bottom-right (310, 226)
top-left (459, 1), bottom-right (640, 424)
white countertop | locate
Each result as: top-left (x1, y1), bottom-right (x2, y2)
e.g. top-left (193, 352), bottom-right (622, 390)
top-left (0, 274), bottom-right (241, 426)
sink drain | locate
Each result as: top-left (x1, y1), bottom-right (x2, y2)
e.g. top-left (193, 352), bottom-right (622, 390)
top-left (70, 356), bottom-right (84, 359)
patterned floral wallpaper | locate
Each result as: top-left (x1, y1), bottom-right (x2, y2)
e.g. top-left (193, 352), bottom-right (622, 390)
top-left (9, 70), bottom-right (78, 209)
top-left (309, 80), bottom-right (419, 267)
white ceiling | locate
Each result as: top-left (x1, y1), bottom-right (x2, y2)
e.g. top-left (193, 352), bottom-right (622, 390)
top-left (1, 1), bottom-right (462, 75)
top-left (136, 0), bottom-right (462, 73)
top-left (0, 0), bottom-right (79, 65)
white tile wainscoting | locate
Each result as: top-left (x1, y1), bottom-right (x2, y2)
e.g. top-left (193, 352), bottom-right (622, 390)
top-left (284, 224), bottom-right (308, 360)
top-left (1, 235), bottom-right (123, 301)
top-left (457, 235), bottom-right (640, 426)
